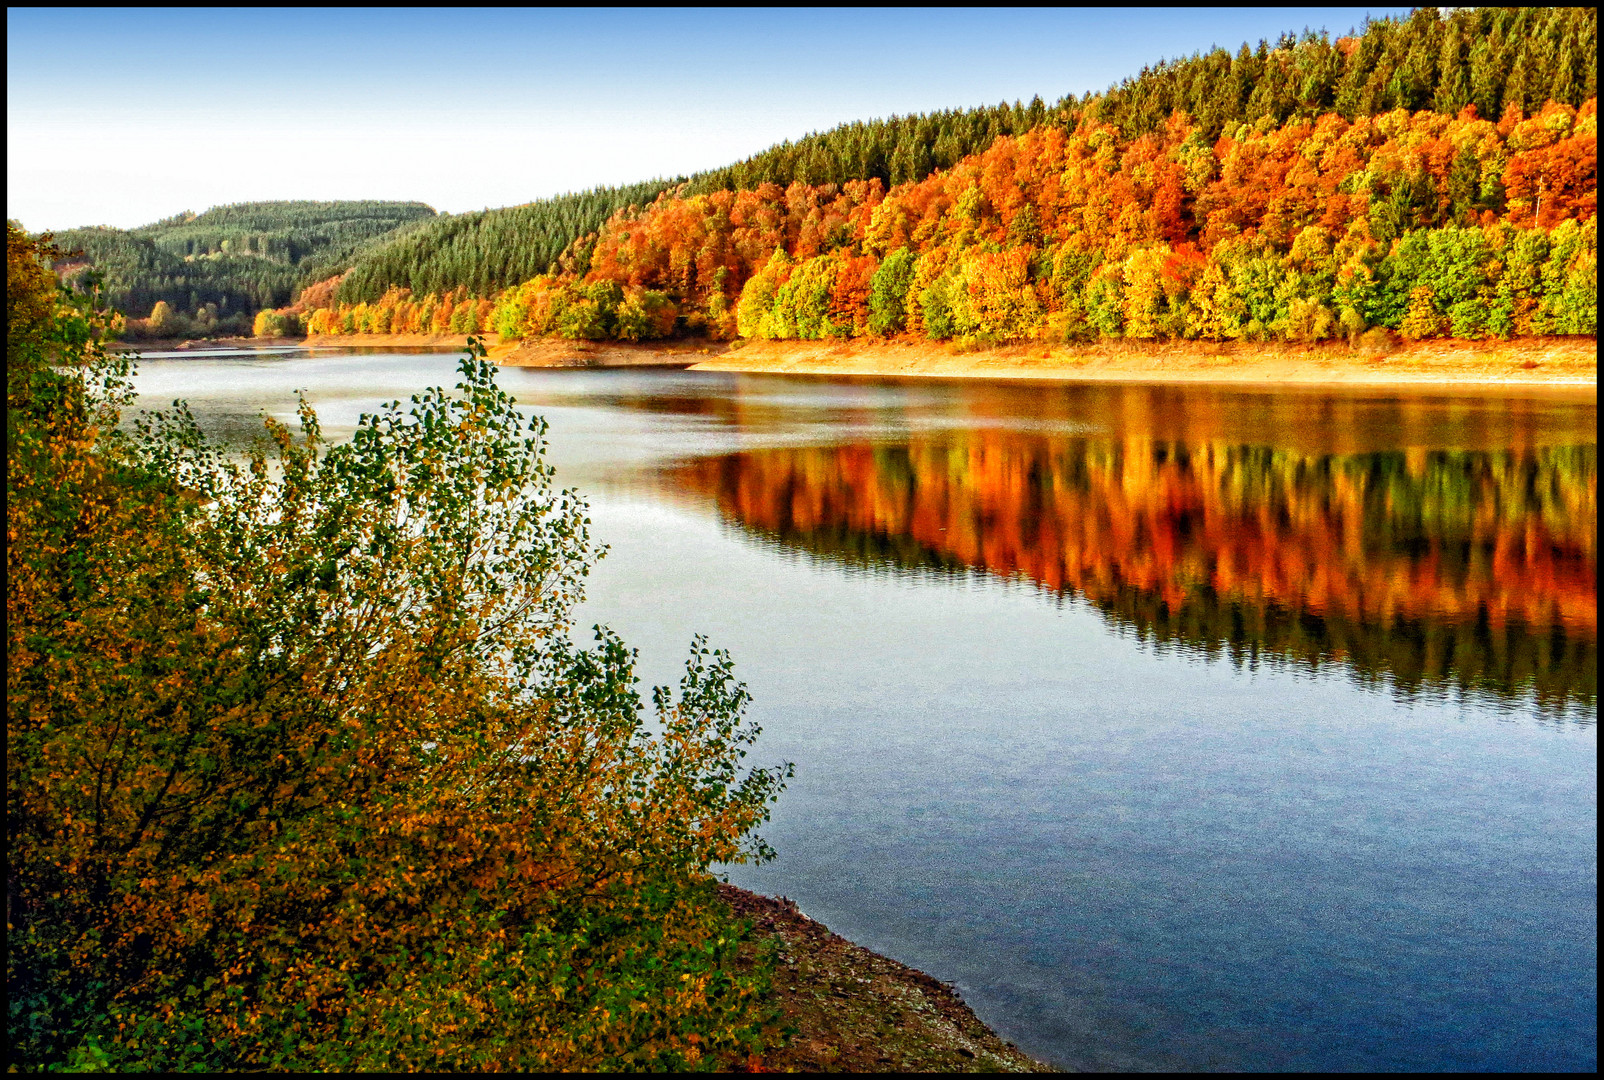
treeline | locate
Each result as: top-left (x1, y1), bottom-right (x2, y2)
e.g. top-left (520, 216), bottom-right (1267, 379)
top-left (684, 100), bottom-right (1055, 196)
top-left (295, 284), bottom-right (499, 338)
top-left (131, 200), bottom-right (436, 266)
top-left (312, 6), bottom-right (1596, 314)
top-left (50, 201), bottom-right (435, 337)
top-left (302, 98), bottom-right (1597, 346)
top-left (332, 180), bottom-right (680, 304)
top-left (52, 227), bottom-right (272, 335)
top-left (1087, 6), bottom-right (1595, 143)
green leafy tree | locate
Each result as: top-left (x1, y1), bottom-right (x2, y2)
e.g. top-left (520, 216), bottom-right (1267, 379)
top-left (918, 273), bottom-right (958, 340)
top-left (867, 248), bottom-right (917, 336)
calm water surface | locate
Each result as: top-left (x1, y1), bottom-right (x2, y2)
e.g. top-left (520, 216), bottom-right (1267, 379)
top-left (130, 347), bottom-right (1597, 1072)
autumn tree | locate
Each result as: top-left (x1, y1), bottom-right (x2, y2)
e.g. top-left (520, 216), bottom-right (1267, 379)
top-left (8, 223), bottom-right (790, 1071)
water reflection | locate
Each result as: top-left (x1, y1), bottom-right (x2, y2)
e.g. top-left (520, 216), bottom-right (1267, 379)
top-left (132, 354), bottom-right (1597, 718)
top-left (659, 432), bottom-right (1596, 718)
top-left (128, 353), bottom-right (1597, 1069)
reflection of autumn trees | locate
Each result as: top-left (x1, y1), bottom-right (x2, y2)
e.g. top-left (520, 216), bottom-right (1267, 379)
top-left (671, 434), bottom-right (1596, 712)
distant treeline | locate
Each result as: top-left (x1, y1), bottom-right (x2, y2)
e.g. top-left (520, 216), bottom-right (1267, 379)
top-left (131, 200), bottom-right (437, 270)
top-left (53, 201), bottom-right (435, 336)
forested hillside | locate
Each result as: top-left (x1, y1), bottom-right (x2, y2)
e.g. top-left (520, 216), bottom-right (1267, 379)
top-left (51, 201), bottom-right (435, 337)
top-left (303, 95), bottom-right (1597, 345)
top-left (315, 5), bottom-right (1595, 311)
top-left (132, 200), bottom-right (439, 286)
top-left (332, 180), bottom-right (675, 304)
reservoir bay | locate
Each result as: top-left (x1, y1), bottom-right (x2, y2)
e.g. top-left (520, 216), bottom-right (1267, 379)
top-left (131, 347), bottom-right (1596, 1072)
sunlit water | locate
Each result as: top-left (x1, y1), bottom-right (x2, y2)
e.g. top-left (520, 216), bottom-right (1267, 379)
top-left (129, 346), bottom-right (1597, 1072)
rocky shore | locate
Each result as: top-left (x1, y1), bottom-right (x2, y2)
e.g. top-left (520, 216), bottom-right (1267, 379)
top-left (717, 885), bottom-right (1052, 1073)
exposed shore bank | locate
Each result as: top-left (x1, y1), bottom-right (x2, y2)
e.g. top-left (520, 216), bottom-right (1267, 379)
top-left (693, 335), bottom-right (1597, 391)
top-left (116, 333), bottom-right (1596, 392)
top-left (488, 333), bottom-right (1599, 391)
top-left (717, 885), bottom-right (1050, 1073)
top-left (118, 333), bottom-right (482, 352)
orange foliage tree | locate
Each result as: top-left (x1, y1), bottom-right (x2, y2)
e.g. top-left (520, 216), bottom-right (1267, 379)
top-left (295, 98), bottom-right (1597, 346)
top-left (10, 223), bottom-right (790, 1071)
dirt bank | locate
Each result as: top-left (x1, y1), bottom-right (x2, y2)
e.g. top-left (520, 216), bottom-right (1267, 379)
top-left (717, 885), bottom-right (1049, 1072)
top-left (494, 336), bottom-right (715, 368)
top-left (693, 336), bottom-right (1597, 390)
top-left (113, 333), bottom-right (1597, 392)
top-left (302, 332), bottom-right (487, 349)
top-left (115, 335), bottom-right (305, 350)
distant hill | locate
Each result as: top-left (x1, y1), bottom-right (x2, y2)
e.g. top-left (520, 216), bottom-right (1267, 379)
top-left (53, 200), bottom-right (436, 333)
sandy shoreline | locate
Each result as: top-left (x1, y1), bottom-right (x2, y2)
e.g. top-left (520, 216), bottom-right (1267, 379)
top-left (498, 334), bottom-right (1596, 392)
top-left (691, 336), bottom-right (1597, 392)
top-left (119, 333), bottom-right (1597, 393)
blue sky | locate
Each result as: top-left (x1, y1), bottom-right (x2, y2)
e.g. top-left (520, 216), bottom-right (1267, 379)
top-left (8, 7), bottom-right (1411, 231)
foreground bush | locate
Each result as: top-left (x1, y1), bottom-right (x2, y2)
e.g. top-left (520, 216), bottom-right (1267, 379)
top-left (7, 223), bottom-right (789, 1070)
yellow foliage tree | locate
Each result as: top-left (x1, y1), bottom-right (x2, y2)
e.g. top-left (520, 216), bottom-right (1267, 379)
top-left (9, 225), bottom-right (790, 1072)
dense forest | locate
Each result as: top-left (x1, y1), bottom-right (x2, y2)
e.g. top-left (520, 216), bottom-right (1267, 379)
top-left (49, 201), bottom-right (435, 337)
top-left (299, 6), bottom-right (1597, 347)
top-left (301, 5), bottom-right (1595, 323)
top-left (305, 96), bottom-right (1597, 345)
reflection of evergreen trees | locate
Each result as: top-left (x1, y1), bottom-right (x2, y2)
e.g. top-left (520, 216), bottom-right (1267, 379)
top-left (671, 439), bottom-right (1596, 717)
top-left (731, 517), bottom-right (975, 579)
top-left (1096, 584), bottom-right (1594, 717)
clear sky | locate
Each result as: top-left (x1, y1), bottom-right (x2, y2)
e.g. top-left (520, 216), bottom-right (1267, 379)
top-left (7, 7), bottom-right (1412, 232)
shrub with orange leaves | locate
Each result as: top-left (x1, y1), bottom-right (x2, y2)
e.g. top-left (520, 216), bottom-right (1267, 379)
top-left (8, 222), bottom-right (790, 1070)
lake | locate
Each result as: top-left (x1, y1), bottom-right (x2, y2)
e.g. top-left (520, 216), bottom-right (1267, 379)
top-left (129, 346), bottom-right (1597, 1072)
